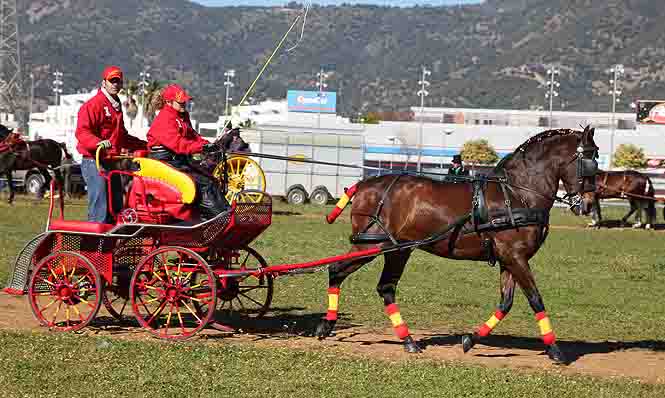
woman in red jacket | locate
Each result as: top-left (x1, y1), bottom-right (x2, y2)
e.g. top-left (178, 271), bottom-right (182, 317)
top-left (147, 84), bottom-right (227, 220)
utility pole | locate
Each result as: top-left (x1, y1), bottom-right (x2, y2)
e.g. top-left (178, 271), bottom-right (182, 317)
top-left (224, 69), bottom-right (235, 117)
top-left (416, 66), bottom-right (431, 173)
top-left (607, 64), bottom-right (624, 168)
top-left (544, 67), bottom-right (560, 128)
top-left (0, 0), bottom-right (24, 126)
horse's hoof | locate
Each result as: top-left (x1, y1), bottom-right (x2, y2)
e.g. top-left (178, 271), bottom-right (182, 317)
top-left (315, 319), bottom-right (335, 340)
top-left (403, 336), bottom-right (422, 353)
top-left (646, 224), bottom-right (652, 230)
top-left (632, 223), bottom-right (643, 229)
top-left (546, 344), bottom-right (568, 365)
top-left (462, 333), bottom-right (477, 353)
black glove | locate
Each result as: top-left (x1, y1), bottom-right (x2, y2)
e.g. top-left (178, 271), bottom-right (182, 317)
top-left (202, 143), bottom-right (219, 154)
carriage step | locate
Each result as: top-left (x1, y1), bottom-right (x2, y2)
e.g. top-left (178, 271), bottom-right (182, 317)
top-left (350, 233), bottom-right (391, 244)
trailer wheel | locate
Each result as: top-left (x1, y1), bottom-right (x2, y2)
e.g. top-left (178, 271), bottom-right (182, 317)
top-left (287, 187), bottom-right (307, 205)
top-left (309, 188), bottom-right (330, 206)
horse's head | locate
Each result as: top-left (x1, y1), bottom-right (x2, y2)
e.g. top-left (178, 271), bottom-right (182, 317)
top-left (559, 125), bottom-right (599, 216)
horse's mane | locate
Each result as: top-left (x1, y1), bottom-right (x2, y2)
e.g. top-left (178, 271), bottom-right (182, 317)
top-left (493, 128), bottom-right (582, 172)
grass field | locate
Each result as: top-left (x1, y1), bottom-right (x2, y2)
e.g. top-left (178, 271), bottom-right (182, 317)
top-left (0, 198), bottom-right (664, 396)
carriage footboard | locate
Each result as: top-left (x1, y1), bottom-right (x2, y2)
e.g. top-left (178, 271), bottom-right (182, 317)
top-left (3, 233), bottom-right (48, 295)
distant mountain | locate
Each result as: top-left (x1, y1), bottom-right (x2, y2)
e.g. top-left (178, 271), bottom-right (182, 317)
top-left (18, 0), bottom-right (665, 121)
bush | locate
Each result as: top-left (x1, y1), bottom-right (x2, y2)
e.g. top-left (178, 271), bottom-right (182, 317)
top-left (613, 144), bottom-right (647, 168)
top-left (461, 139), bottom-right (499, 165)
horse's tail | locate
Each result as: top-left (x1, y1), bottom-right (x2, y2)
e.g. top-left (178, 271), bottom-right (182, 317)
top-left (645, 175), bottom-right (656, 223)
top-left (58, 142), bottom-right (73, 160)
top-left (326, 183), bottom-right (359, 224)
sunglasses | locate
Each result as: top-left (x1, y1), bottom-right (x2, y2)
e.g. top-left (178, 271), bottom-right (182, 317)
top-left (107, 78), bottom-right (122, 84)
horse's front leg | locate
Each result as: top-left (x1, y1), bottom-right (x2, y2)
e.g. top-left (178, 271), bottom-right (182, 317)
top-left (315, 251), bottom-right (374, 339)
top-left (376, 249), bottom-right (420, 353)
top-left (463, 265), bottom-right (515, 353)
top-left (510, 260), bottom-right (567, 365)
top-left (588, 198), bottom-right (601, 228)
top-left (5, 171), bottom-right (14, 204)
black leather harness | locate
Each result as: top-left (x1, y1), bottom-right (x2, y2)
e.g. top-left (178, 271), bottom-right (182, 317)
top-left (351, 173), bottom-right (550, 266)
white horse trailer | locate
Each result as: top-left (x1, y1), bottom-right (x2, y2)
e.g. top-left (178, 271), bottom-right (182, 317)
top-left (241, 128), bottom-right (364, 205)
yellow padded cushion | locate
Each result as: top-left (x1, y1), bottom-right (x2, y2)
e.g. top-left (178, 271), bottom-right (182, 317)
top-left (133, 158), bottom-right (196, 204)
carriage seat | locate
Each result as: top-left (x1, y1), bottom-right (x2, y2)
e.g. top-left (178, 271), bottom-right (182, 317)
top-left (127, 158), bottom-right (197, 223)
top-left (48, 220), bottom-right (115, 234)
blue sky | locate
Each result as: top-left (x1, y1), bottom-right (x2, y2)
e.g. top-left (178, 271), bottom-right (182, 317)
top-left (193, 0), bottom-right (481, 7)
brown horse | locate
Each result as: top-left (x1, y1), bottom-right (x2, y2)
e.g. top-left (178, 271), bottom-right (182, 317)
top-left (316, 126), bottom-right (599, 365)
top-left (586, 170), bottom-right (656, 229)
top-left (0, 137), bottom-right (72, 204)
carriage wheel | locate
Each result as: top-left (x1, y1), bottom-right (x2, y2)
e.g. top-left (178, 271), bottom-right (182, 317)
top-left (102, 281), bottom-right (131, 320)
top-left (130, 247), bottom-right (217, 340)
top-left (213, 156), bottom-right (266, 203)
top-left (28, 251), bottom-right (102, 332)
top-left (216, 246), bottom-right (273, 320)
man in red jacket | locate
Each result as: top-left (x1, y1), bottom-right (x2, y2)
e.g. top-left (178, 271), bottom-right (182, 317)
top-left (147, 84), bottom-right (227, 220)
top-left (76, 66), bottom-right (146, 223)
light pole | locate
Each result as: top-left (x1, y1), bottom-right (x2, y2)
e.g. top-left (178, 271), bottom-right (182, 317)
top-left (52, 70), bottom-right (63, 123)
top-left (607, 64), bottom-right (624, 168)
top-left (316, 67), bottom-right (329, 129)
top-left (417, 66), bottom-right (431, 173)
top-left (224, 69), bottom-right (235, 117)
top-left (441, 129), bottom-right (453, 170)
top-left (138, 69), bottom-right (151, 127)
top-left (544, 67), bottom-right (560, 128)
top-left (28, 72), bottom-right (34, 128)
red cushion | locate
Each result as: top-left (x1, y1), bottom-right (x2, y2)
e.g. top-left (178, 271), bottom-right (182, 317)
top-left (48, 220), bottom-right (114, 234)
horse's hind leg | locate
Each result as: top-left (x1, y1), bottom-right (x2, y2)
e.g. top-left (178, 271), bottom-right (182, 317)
top-left (376, 249), bottom-right (420, 353)
top-left (622, 200), bottom-right (637, 226)
top-left (315, 249), bottom-right (375, 339)
top-left (462, 265), bottom-right (515, 353)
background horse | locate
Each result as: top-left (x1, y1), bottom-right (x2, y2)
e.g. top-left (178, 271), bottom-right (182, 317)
top-left (316, 127), bottom-right (598, 365)
top-left (587, 170), bottom-right (656, 229)
top-left (0, 138), bottom-right (72, 204)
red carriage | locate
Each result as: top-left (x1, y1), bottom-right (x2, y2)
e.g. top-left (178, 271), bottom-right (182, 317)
top-left (3, 149), bottom-right (274, 339)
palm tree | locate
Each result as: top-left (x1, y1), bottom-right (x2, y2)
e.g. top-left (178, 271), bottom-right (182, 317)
top-left (121, 80), bottom-right (139, 128)
top-left (142, 81), bottom-right (164, 125)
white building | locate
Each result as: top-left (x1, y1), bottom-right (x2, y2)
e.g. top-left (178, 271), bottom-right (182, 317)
top-left (28, 90), bottom-right (152, 162)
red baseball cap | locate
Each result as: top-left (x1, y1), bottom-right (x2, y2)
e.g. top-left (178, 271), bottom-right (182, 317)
top-left (162, 84), bottom-right (192, 102)
top-left (102, 66), bottom-right (123, 81)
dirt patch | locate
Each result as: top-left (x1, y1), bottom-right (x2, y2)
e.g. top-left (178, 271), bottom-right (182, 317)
top-left (2, 293), bottom-right (664, 384)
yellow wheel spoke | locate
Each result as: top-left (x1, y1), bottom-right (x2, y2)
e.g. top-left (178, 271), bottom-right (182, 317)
top-left (181, 301), bottom-right (202, 324)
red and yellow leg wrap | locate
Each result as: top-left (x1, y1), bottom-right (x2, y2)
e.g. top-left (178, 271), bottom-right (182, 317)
top-left (326, 288), bottom-right (340, 321)
top-left (535, 311), bottom-right (556, 345)
top-left (477, 310), bottom-right (505, 337)
top-left (385, 303), bottom-right (410, 340)
top-left (326, 184), bottom-right (358, 224)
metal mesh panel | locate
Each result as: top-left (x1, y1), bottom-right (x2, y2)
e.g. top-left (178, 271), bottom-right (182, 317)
top-left (4, 233), bottom-right (48, 294)
top-left (155, 193), bottom-right (272, 248)
top-left (39, 234), bottom-right (115, 283)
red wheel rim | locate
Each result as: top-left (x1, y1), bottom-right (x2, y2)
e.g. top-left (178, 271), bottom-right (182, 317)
top-left (130, 247), bottom-right (217, 340)
top-left (28, 251), bottom-right (102, 332)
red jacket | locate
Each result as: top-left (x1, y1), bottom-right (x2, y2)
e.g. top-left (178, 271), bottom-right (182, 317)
top-left (75, 89), bottom-right (146, 157)
top-left (147, 105), bottom-right (209, 154)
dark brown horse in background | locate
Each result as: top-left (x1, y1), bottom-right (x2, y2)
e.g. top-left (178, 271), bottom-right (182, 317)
top-left (316, 127), bottom-right (599, 364)
top-left (587, 170), bottom-right (656, 229)
top-left (0, 136), bottom-right (72, 204)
